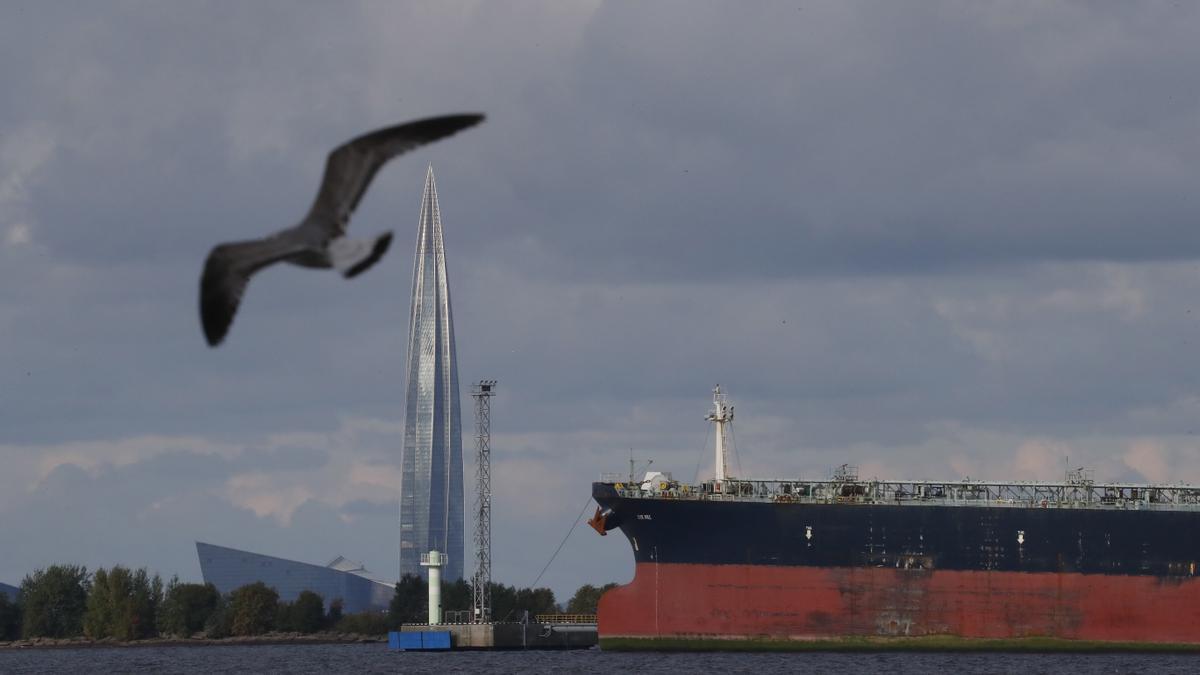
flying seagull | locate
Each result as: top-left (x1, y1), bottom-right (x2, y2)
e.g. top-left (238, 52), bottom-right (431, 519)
top-left (199, 113), bottom-right (484, 346)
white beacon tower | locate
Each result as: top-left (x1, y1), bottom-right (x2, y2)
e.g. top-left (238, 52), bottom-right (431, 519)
top-left (420, 550), bottom-right (445, 625)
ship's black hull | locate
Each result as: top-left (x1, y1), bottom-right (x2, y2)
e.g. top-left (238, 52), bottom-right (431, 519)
top-left (593, 483), bottom-right (1200, 576)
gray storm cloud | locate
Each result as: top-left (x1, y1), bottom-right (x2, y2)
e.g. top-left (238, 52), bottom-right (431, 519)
top-left (2, 1), bottom-right (1200, 596)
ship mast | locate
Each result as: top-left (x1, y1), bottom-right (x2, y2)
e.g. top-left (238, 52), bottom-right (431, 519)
top-left (706, 385), bottom-right (734, 490)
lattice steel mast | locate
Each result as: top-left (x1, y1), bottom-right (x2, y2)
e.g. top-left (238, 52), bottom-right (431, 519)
top-left (471, 380), bottom-right (496, 623)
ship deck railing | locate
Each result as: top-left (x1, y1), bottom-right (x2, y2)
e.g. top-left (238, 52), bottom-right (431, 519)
top-left (602, 476), bottom-right (1200, 511)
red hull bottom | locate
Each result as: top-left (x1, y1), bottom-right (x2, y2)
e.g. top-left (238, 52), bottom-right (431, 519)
top-left (598, 563), bottom-right (1200, 643)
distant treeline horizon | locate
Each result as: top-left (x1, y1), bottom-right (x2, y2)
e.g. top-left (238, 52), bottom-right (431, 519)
top-left (0, 564), bottom-right (617, 642)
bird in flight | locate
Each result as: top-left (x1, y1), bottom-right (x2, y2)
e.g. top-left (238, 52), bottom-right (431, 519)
top-left (199, 113), bottom-right (484, 346)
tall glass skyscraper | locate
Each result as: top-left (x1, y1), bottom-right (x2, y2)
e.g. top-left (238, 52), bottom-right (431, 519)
top-left (399, 165), bottom-right (464, 581)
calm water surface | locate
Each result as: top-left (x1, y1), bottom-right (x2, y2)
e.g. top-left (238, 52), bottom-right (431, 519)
top-left (2, 644), bottom-right (1199, 674)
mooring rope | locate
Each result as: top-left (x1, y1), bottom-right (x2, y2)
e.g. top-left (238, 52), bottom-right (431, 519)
top-left (498, 495), bottom-right (595, 623)
top-left (529, 495), bottom-right (594, 590)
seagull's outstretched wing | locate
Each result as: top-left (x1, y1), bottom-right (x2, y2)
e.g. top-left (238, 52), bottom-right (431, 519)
top-left (305, 114), bottom-right (485, 235)
top-left (200, 236), bottom-right (306, 346)
top-left (330, 231), bottom-right (394, 278)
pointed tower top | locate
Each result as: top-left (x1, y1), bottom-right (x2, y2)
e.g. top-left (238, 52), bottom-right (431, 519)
top-left (423, 163), bottom-right (438, 193)
top-left (416, 163), bottom-right (444, 257)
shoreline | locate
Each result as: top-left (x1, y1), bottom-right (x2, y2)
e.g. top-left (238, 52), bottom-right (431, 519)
top-left (0, 632), bottom-right (385, 651)
top-left (15, 632), bottom-right (1200, 653)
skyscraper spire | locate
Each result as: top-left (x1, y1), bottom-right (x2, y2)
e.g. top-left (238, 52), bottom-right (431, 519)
top-left (399, 164), bottom-right (465, 581)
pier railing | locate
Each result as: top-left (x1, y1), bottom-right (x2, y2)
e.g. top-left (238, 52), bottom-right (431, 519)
top-left (535, 614), bottom-right (597, 624)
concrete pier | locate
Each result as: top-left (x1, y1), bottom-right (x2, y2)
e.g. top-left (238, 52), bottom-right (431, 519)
top-left (391, 622), bottom-right (597, 650)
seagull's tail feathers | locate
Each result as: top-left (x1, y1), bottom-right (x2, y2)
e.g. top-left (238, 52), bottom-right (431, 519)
top-left (200, 237), bottom-right (303, 347)
top-left (334, 231), bottom-right (394, 279)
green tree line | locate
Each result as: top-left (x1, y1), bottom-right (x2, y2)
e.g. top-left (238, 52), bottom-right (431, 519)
top-left (387, 574), bottom-right (605, 624)
top-left (0, 564), bottom-right (618, 641)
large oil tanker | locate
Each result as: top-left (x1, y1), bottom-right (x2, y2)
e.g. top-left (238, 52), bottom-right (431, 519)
top-left (590, 387), bottom-right (1200, 648)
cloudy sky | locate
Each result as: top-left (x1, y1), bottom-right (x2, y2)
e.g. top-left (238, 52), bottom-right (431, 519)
top-left (4, 1), bottom-right (1200, 600)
